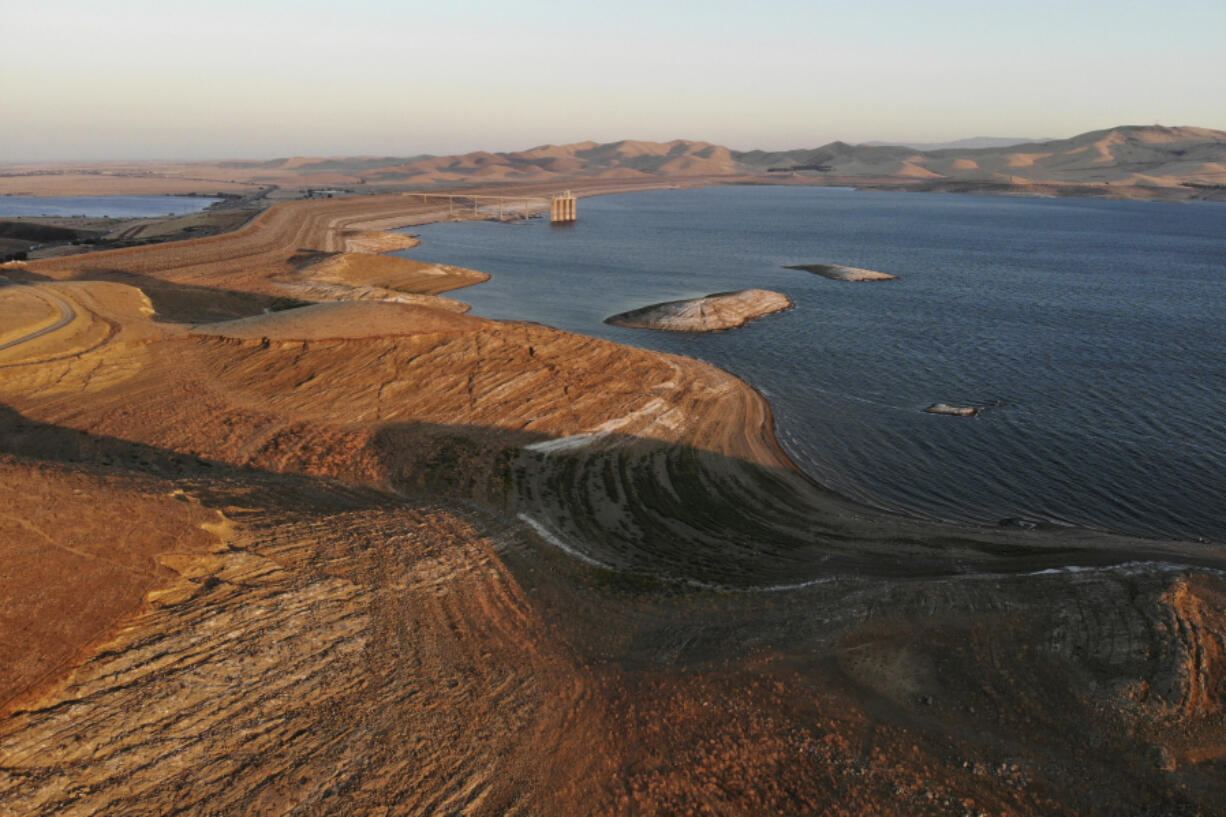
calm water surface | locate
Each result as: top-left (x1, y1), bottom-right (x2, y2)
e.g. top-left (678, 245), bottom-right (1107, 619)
top-left (400, 186), bottom-right (1226, 543)
top-left (0, 195), bottom-right (221, 218)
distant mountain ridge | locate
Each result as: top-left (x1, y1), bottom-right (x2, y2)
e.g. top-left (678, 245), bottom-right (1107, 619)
top-left (730, 125), bottom-right (1226, 188)
top-left (6, 126), bottom-right (1224, 200)
top-left (259, 125), bottom-right (1224, 193)
top-left (864, 137), bottom-right (1052, 151)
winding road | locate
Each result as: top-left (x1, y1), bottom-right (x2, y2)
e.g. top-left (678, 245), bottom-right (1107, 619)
top-left (0, 280), bottom-right (77, 353)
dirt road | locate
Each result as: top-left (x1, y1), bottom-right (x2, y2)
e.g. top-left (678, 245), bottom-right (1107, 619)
top-left (0, 281), bottom-right (77, 353)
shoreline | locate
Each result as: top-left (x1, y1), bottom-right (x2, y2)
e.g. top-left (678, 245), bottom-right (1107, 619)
top-left (396, 188), bottom-right (1219, 560)
top-left (325, 185), bottom-right (1222, 566)
top-left (7, 179), bottom-right (1215, 561)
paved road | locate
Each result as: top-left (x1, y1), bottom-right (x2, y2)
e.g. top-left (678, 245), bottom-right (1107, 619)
top-left (0, 280), bottom-right (77, 353)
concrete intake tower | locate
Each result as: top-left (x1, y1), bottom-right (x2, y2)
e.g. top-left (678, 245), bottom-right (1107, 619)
top-left (550, 192), bottom-right (576, 223)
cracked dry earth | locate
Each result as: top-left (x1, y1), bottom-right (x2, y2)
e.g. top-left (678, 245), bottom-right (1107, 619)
top-left (2, 192), bottom-right (1225, 816)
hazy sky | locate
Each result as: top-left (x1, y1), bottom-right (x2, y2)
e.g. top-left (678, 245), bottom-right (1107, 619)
top-left (3, 0), bottom-right (1224, 160)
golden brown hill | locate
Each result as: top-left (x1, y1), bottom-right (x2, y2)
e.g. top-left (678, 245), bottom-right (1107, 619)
top-left (6, 126), bottom-right (1223, 201)
top-left (741, 125), bottom-right (1226, 196)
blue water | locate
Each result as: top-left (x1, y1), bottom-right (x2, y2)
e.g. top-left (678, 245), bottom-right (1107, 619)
top-left (0, 195), bottom-right (221, 218)
top-left (399, 186), bottom-right (1226, 543)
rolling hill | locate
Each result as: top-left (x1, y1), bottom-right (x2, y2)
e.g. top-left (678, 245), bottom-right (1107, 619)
top-left (4, 126), bottom-right (1224, 200)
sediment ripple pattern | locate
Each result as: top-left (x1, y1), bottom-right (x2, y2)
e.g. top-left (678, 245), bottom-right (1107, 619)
top-left (0, 492), bottom-right (598, 816)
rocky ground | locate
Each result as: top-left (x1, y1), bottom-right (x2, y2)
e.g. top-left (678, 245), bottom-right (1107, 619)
top-left (785, 263), bottom-right (899, 282)
top-left (605, 289), bottom-right (792, 332)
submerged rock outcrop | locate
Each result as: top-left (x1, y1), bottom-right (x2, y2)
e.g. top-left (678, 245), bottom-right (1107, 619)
top-left (785, 263), bottom-right (898, 281)
top-left (605, 289), bottom-right (792, 332)
top-left (925, 402), bottom-right (981, 416)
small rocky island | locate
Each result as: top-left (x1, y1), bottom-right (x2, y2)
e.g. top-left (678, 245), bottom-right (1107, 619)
top-left (605, 289), bottom-right (792, 332)
top-left (924, 402), bottom-right (981, 417)
top-left (786, 263), bottom-right (897, 281)
top-left (924, 400), bottom-right (1004, 416)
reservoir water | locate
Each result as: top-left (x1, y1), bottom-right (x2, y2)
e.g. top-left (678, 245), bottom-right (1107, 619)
top-left (399, 186), bottom-right (1226, 544)
top-left (0, 195), bottom-right (222, 218)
